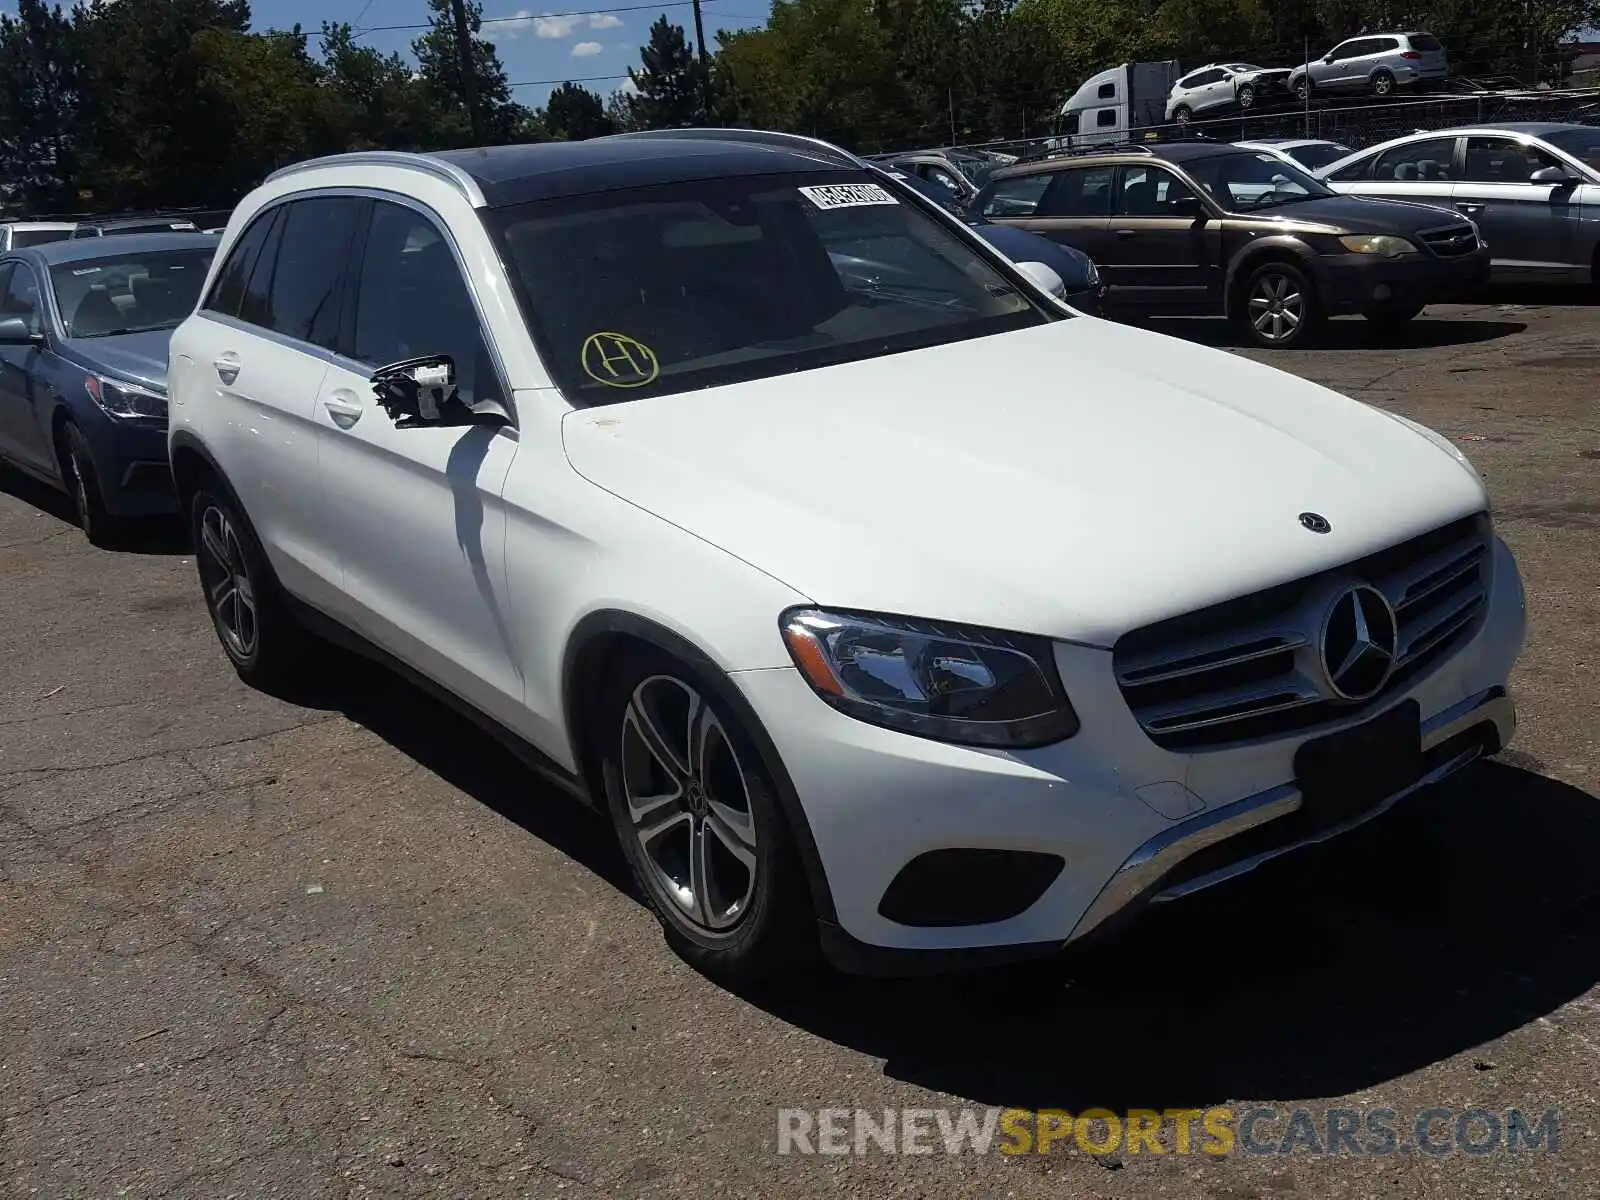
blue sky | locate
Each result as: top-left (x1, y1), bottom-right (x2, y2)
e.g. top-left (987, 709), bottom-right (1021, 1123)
top-left (251, 0), bottom-right (770, 107)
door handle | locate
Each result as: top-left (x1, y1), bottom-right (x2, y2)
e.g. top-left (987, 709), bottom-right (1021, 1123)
top-left (1456, 202), bottom-right (1485, 214)
top-left (322, 388), bottom-right (363, 427)
top-left (1115, 229), bottom-right (1137, 239)
top-left (212, 352), bottom-right (241, 385)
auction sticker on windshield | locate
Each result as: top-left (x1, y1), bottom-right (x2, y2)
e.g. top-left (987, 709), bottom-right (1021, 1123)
top-left (799, 183), bottom-right (899, 210)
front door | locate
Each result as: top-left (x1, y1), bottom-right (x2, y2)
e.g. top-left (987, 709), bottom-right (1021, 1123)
top-left (1348, 136), bottom-right (1460, 212)
top-left (1103, 164), bottom-right (1218, 309)
top-left (1458, 136), bottom-right (1586, 279)
top-left (0, 262), bottom-right (56, 474)
top-left (312, 197), bottom-right (527, 737)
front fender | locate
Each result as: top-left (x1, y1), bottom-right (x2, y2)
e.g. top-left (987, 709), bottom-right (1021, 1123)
top-left (1223, 237), bottom-right (1318, 315)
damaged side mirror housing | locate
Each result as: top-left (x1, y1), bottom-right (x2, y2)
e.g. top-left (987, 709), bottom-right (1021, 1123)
top-left (369, 354), bottom-right (513, 430)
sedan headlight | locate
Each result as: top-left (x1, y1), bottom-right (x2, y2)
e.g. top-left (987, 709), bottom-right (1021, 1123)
top-left (84, 373), bottom-right (167, 420)
top-left (1083, 258), bottom-right (1100, 286)
top-left (780, 608), bottom-right (1079, 747)
top-left (1338, 234), bottom-right (1418, 258)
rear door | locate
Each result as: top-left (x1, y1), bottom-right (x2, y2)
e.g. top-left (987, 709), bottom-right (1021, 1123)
top-left (1458, 136), bottom-right (1585, 277)
top-left (1104, 164), bottom-right (1218, 308)
top-left (0, 261), bottom-right (55, 473)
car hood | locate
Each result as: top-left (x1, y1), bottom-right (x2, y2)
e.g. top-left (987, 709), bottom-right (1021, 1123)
top-left (1258, 192), bottom-right (1463, 233)
top-left (1241, 67), bottom-right (1292, 81)
top-left (561, 319), bottom-right (1487, 645)
top-left (61, 329), bottom-right (171, 392)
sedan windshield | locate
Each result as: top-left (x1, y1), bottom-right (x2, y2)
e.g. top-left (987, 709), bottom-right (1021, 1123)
top-left (52, 248), bottom-right (214, 338)
top-left (1186, 151), bottom-right (1334, 211)
top-left (489, 170), bottom-right (1052, 404)
top-left (1543, 128), bottom-right (1600, 175)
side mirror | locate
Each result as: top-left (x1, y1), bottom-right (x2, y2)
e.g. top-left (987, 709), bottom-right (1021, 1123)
top-left (1169, 195), bottom-right (1206, 218)
top-left (1014, 260), bottom-right (1066, 300)
top-left (370, 355), bottom-right (510, 430)
top-left (1530, 165), bottom-right (1578, 185)
top-left (0, 317), bottom-right (43, 346)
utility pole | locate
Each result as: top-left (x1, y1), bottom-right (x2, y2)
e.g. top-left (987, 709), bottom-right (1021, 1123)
top-left (691, 0), bottom-right (711, 121)
top-left (449, 0), bottom-right (484, 143)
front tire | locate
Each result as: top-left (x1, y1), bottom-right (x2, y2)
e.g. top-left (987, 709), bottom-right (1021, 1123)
top-left (60, 422), bottom-right (121, 548)
top-left (1237, 83), bottom-right (1256, 110)
top-left (189, 474), bottom-right (314, 689)
top-left (1371, 69), bottom-right (1395, 96)
top-left (598, 647), bottom-right (815, 983)
top-left (1238, 261), bottom-right (1320, 348)
top-left (1172, 104), bottom-right (1192, 125)
top-left (1294, 77), bottom-right (1311, 102)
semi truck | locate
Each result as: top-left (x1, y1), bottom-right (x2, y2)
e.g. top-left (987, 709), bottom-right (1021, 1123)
top-left (1051, 60), bottom-right (1182, 147)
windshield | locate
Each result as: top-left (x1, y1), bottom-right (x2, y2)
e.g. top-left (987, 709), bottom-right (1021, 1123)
top-left (1286, 143), bottom-right (1353, 171)
top-left (488, 170), bottom-right (1052, 404)
top-left (52, 247), bottom-right (214, 338)
top-left (945, 152), bottom-right (1009, 188)
top-left (1543, 128), bottom-right (1600, 175)
top-left (12, 229), bottom-right (73, 247)
top-left (1185, 151), bottom-right (1333, 211)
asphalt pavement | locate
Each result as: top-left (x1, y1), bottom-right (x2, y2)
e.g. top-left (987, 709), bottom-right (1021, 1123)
top-left (2, 295), bottom-right (1597, 1198)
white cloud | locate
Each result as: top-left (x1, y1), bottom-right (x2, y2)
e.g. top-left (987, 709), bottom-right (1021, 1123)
top-left (617, 77), bottom-right (640, 95)
top-left (571, 40), bottom-right (604, 56)
top-left (534, 13), bottom-right (587, 37)
top-left (588, 12), bottom-right (624, 29)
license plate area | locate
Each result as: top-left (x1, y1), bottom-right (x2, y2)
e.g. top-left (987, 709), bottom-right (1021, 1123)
top-left (1293, 700), bottom-right (1422, 830)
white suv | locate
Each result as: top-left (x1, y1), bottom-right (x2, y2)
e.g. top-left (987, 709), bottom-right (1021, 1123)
top-left (168, 133), bottom-right (1526, 981)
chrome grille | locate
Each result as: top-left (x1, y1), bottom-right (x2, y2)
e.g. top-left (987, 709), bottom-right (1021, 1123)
top-left (1417, 223), bottom-right (1479, 258)
top-left (1114, 514), bottom-right (1492, 751)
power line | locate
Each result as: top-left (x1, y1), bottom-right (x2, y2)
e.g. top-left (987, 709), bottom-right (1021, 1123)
top-left (356, 1), bottom-right (697, 35)
top-left (508, 72), bottom-right (634, 86)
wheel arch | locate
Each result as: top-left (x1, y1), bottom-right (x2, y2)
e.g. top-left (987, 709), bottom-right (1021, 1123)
top-left (560, 608), bottom-right (839, 926)
top-left (1224, 238), bottom-right (1318, 317)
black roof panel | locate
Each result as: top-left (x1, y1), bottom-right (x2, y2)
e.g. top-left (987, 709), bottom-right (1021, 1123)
top-left (431, 137), bottom-right (852, 206)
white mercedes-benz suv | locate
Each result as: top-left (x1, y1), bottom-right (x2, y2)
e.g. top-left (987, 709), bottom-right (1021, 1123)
top-left (167, 131), bottom-right (1526, 981)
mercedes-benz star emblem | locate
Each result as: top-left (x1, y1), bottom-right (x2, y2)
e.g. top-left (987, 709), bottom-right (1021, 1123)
top-left (1320, 584), bottom-right (1398, 701)
top-left (1299, 512), bottom-right (1332, 534)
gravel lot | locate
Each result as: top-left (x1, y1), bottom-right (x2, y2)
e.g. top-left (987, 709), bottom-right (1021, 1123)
top-left (2, 295), bottom-right (1597, 1199)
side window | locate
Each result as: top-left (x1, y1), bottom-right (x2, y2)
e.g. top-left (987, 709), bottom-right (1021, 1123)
top-left (981, 174), bottom-right (1052, 218)
top-left (1096, 109), bottom-right (1117, 128)
top-left (1463, 137), bottom-right (1560, 183)
top-left (239, 207), bottom-right (286, 329)
top-left (1116, 166), bottom-right (1199, 216)
top-left (1373, 137), bottom-right (1458, 182)
top-left (204, 210), bottom-right (276, 318)
top-left (1193, 68), bottom-right (1224, 86)
top-left (1038, 166), bottom-right (1115, 217)
top-left (352, 201), bottom-right (494, 405)
top-left (1372, 37), bottom-right (1400, 53)
top-left (1328, 40), bottom-right (1359, 61)
top-left (1328, 153), bottom-right (1374, 182)
top-left (1178, 72), bottom-right (1204, 89)
top-left (0, 264), bottom-right (43, 333)
top-left (260, 198), bottom-right (363, 349)
top-left (1097, 81), bottom-right (1115, 99)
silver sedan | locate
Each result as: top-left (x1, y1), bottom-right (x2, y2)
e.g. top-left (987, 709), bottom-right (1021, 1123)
top-left (1317, 123), bottom-right (1600, 285)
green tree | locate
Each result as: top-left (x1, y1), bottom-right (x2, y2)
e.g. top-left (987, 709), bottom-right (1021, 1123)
top-left (541, 82), bottom-right (617, 140)
top-left (321, 22), bottom-right (444, 150)
top-left (411, 0), bottom-right (527, 143)
top-left (625, 17), bottom-right (710, 128)
top-left (0, 0), bottom-right (86, 211)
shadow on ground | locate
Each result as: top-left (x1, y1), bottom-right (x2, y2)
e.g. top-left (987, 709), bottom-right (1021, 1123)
top-left (740, 759), bottom-right (1600, 1112)
top-left (0, 462), bottom-right (188, 555)
top-left (1146, 313), bottom-right (1528, 351)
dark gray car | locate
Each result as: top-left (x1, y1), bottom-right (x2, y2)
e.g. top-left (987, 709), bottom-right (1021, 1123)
top-left (1320, 124), bottom-right (1600, 285)
top-left (0, 231), bottom-right (217, 543)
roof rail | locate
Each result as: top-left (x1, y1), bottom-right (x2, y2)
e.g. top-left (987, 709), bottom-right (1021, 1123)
top-left (264, 151), bottom-right (486, 207)
top-left (599, 127), bottom-right (868, 169)
top-left (1018, 141), bottom-right (1159, 163)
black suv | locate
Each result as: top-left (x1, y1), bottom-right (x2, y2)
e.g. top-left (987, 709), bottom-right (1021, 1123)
top-left (970, 141), bottom-right (1489, 347)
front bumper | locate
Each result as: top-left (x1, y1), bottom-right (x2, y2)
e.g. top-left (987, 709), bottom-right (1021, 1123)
top-left (735, 537), bottom-right (1525, 975)
top-left (1316, 245), bottom-right (1491, 315)
top-left (83, 413), bottom-right (178, 517)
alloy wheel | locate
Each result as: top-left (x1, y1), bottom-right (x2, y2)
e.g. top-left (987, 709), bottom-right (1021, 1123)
top-left (197, 504), bottom-right (258, 659)
top-left (620, 674), bottom-right (758, 933)
top-left (1373, 73), bottom-right (1393, 95)
top-left (1249, 272), bottom-right (1304, 343)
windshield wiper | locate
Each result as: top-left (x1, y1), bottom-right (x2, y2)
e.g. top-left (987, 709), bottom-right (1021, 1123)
top-left (77, 322), bottom-right (177, 337)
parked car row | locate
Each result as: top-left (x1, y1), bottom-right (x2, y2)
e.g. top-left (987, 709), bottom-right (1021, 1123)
top-left (0, 213), bottom-right (205, 251)
top-left (0, 129), bottom-right (1529, 988)
top-left (963, 120), bottom-right (1600, 345)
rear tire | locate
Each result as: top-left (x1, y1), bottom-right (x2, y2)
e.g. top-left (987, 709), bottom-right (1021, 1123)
top-left (60, 422), bottom-right (122, 548)
top-left (189, 473), bottom-right (315, 689)
top-left (597, 645), bottom-right (817, 984)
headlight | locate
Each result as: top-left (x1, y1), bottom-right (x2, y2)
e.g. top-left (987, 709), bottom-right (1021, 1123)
top-left (1338, 234), bottom-right (1417, 258)
top-left (1083, 259), bottom-right (1100, 286)
top-left (84, 373), bottom-right (167, 420)
top-left (779, 608), bottom-right (1079, 747)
